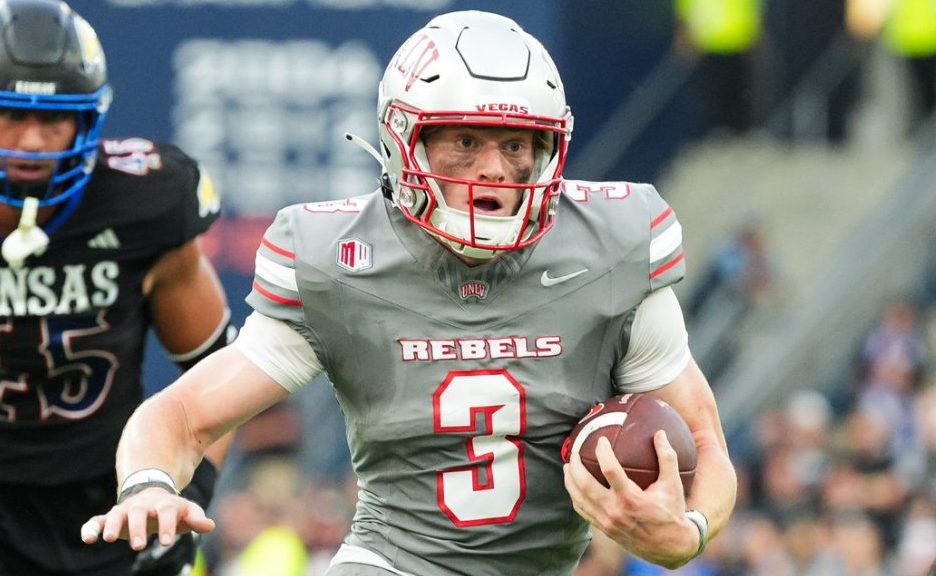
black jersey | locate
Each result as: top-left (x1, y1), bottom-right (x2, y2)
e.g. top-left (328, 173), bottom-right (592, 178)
top-left (0, 138), bottom-right (220, 485)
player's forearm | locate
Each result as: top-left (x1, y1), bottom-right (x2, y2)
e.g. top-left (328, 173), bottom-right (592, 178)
top-left (116, 390), bottom-right (205, 490)
top-left (116, 346), bottom-right (290, 491)
top-left (661, 360), bottom-right (737, 545)
top-left (116, 347), bottom-right (249, 488)
top-left (685, 428), bottom-right (736, 543)
top-left (203, 429), bottom-right (235, 469)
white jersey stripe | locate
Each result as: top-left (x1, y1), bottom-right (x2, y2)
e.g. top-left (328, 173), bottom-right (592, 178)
top-left (255, 252), bottom-right (299, 292)
top-left (649, 220), bottom-right (682, 263)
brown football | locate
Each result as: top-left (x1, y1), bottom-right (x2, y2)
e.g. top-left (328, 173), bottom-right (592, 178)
top-left (562, 393), bottom-right (697, 493)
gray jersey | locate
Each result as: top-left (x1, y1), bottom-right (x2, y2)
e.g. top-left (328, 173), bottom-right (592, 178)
top-left (246, 181), bottom-right (685, 576)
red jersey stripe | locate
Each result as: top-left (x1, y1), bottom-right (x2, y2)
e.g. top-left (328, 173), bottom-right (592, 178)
top-left (261, 236), bottom-right (295, 259)
top-left (650, 251), bottom-right (685, 279)
top-left (252, 280), bottom-right (302, 307)
top-left (650, 207), bottom-right (673, 229)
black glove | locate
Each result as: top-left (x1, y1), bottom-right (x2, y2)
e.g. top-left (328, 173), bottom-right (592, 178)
top-left (131, 460), bottom-right (218, 576)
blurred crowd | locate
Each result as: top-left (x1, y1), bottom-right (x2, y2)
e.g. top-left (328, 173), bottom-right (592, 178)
top-left (676, 0), bottom-right (936, 144)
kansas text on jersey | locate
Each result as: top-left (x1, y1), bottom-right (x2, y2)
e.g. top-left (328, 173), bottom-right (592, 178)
top-left (0, 138), bottom-right (219, 485)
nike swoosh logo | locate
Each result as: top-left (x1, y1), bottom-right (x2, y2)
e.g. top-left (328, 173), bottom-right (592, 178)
top-left (540, 268), bottom-right (589, 287)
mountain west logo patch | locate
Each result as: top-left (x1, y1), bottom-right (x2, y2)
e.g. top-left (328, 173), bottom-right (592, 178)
top-left (337, 238), bottom-right (372, 272)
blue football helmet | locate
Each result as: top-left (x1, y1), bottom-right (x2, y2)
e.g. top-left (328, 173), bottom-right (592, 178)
top-left (0, 0), bottom-right (111, 217)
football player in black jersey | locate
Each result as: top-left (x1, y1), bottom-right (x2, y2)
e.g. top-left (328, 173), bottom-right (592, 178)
top-left (0, 1), bottom-right (234, 575)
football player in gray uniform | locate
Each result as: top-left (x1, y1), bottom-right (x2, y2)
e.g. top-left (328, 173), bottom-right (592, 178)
top-left (82, 10), bottom-right (736, 575)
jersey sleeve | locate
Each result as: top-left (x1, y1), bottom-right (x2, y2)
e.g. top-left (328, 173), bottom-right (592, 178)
top-left (233, 311), bottom-right (323, 392)
top-left (612, 286), bottom-right (691, 393)
top-left (608, 184), bottom-right (689, 393)
top-left (181, 164), bottom-right (222, 241)
top-left (645, 185), bottom-right (686, 291)
top-left (146, 142), bottom-right (221, 246)
top-left (245, 206), bottom-right (307, 327)
top-left (93, 140), bottom-right (221, 253)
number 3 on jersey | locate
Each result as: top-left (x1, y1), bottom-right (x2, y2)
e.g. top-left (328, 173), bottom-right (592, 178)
top-left (433, 369), bottom-right (527, 527)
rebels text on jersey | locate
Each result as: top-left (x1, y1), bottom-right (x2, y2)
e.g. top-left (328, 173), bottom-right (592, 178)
top-left (0, 138), bottom-right (219, 485)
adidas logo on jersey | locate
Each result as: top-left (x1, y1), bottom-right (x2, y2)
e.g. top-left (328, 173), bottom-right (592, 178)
top-left (87, 228), bottom-right (121, 250)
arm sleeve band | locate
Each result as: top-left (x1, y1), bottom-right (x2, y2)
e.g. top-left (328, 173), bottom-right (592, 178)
top-left (613, 286), bottom-right (691, 393)
top-left (233, 311), bottom-right (324, 393)
top-left (168, 307), bottom-right (237, 371)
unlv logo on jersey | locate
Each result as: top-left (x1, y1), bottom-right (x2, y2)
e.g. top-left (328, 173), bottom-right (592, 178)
top-left (337, 238), bottom-right (372, 272)
top-left (459, 281), bottom-right (488, 302)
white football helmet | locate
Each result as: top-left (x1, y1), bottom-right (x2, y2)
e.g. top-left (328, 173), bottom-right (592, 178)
top-left (378, 10), bottom-right (573, 260)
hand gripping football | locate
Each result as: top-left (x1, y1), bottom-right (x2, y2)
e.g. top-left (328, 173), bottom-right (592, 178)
top-left (562, 393), bottom-right (697, 493)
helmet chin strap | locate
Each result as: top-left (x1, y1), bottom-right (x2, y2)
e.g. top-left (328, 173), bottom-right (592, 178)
top-left (431, 208), bottom-right (526, 261)
top-left (2, 197), bottom-right (49, 269)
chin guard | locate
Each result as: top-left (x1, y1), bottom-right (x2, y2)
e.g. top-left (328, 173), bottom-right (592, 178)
top-left (1, 197), bottom-right (49, 269)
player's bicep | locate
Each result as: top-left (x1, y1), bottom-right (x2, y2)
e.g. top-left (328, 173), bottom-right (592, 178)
top-left (146, 239), bottom-right (229, 358)
top-left (612, 286), bottom-right (690, 393)
top-left (233, 311), bottom-right (323, 392)
top-left (650, 359), bottom-right (727, 451)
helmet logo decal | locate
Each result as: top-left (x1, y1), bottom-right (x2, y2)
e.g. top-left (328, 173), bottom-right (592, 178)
top-left (74, 18), bottom-right (105, 76)
top-left (337, 238), bottom-right (372, 272)
top-left (459, 281), bottom-right (488, 302)
top-left (196, 171), bottom-right (221, 218)
top-left (392, 33), bottom-right (439, 92)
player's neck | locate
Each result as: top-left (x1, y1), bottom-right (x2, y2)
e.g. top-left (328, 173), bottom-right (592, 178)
top-left (0, 204), bottom-right (20, 235)
top-left (456, 254), bottom-right (487, 267)
top-left (0, 203), bottom-right (58, 236)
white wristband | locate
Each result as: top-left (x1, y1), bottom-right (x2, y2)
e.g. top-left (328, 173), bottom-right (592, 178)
top-left (685, 509), bottom-right (710, 559)
top-left (119, 468), bottom-right (179, 496)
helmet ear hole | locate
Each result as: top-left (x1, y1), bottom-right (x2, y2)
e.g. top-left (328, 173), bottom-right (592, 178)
top-left (380, 174), bottom-right (394, 199)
